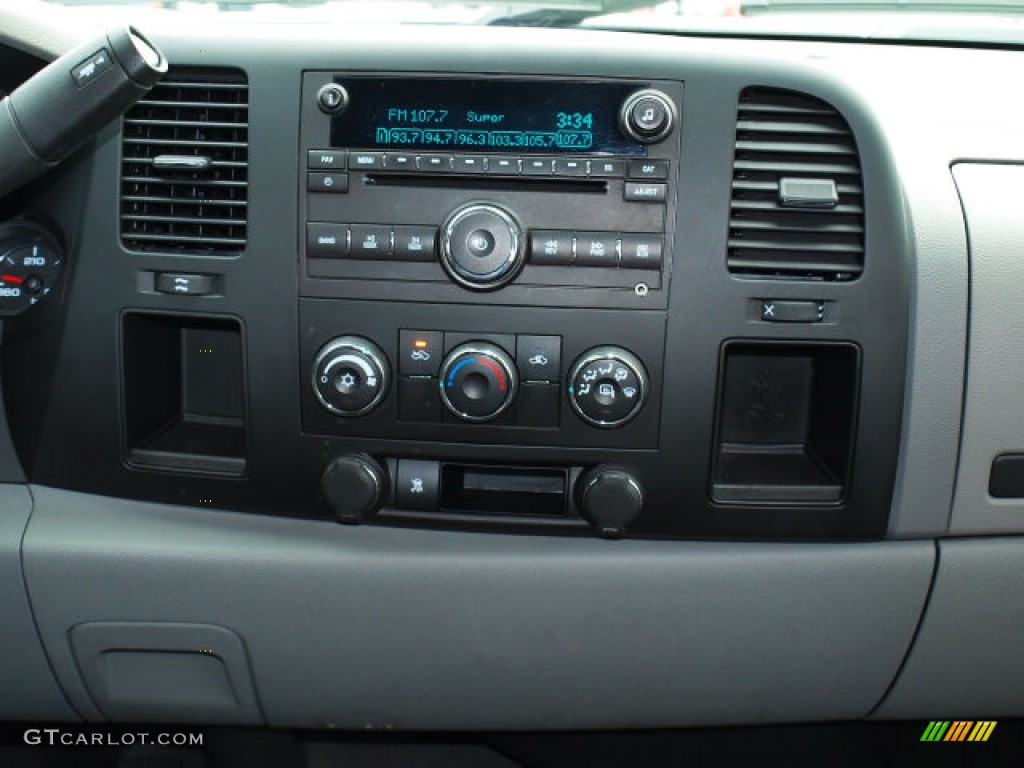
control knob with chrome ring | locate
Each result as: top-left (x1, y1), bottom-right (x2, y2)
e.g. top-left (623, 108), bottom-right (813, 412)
top-left (440, 202), bottom-right (525, 290)
top-left (439, 342), bottom-right (519, 422)
top-left (312, 335), bottom-right (390, 417)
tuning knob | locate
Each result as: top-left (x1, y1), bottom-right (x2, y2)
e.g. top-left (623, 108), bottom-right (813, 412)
top-left (440, 203), bottom-right (525, 290)
top-left (620, 89), bottom-right (676, 144)
top-left (577, 466), bottom-right (644, 538)
top-left (322, 453), bottom-right (388, 524)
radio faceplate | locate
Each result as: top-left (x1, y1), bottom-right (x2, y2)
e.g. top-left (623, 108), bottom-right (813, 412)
top-left (299, 73), bottom-right (682, 309)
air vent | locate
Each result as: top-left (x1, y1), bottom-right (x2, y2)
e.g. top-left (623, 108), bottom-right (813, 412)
top-left (728, 87), bottom-right (864, 281)
top-left (121, 69), bottom-right (248, 255)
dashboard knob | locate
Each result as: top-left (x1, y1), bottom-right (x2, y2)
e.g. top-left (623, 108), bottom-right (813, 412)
top-left (312, 335), bottom-right (390, 417)
top-left (316, 83), bottom-right (349, 115)
top-left (439, 342), bottom-right (518, 422)
top-left (322, 453), bottom-right (388, 524)
top-left (440, 203), bottom-right (525, 290)
top-left (568, 346), bottom-right (648, 428)
top-left (577, 466), bottom-right (644, 538)
top-left (620, 89), bottom-right (676, 144)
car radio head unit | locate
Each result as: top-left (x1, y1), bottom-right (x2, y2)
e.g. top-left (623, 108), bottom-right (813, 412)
top-left (327, 77), bottom-right (648, 156)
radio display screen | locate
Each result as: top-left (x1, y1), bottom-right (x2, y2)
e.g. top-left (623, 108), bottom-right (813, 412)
top-left (329, 77), bottom-right (646, 155)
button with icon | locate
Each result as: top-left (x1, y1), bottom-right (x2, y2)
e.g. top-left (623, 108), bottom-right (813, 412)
top-left (399, 330), bottom-right (443, 377)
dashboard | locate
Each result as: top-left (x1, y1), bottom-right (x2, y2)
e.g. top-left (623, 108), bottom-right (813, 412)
top-left (0, 6), bottom-right (1023, 743)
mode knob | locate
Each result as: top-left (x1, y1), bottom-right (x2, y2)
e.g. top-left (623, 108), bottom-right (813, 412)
top-left (440, 342), bottom-right (518, 422)
top-left (312, 335), bottom-right (390, 417)
top-left (577, 466), bottom-right (644, 538)
top-left (620, 89), bottom-right (676, 144)
top-left (440, 203), bottom-right (525, 290)
top-left (322, 453), bottom-right (388, 524)
top-left (568, 346), bottom-right (648, 428)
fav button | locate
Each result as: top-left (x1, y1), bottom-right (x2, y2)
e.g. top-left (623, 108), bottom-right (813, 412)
top-left (308, 149), bottom-right (347, 170)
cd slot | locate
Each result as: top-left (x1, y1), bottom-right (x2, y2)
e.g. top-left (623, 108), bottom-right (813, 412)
top-left (365, 173), bottom-right (608, 194)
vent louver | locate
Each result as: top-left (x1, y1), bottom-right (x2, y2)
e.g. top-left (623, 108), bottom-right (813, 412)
top-left (121, 69), bottom-right (249, 254)
top-left (728, 87), bottom-right (864, 281)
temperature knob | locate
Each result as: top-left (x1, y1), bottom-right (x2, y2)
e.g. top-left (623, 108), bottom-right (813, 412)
top-left (312, 336), bottom-right (390, 417)
top-left (568, 346), bottom-right (648, 428)
top-left (440, 342), bottom-right (518, 422)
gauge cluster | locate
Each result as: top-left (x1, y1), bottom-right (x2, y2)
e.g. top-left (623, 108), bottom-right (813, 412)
top-left (0, 220), bottom-right (63, 317)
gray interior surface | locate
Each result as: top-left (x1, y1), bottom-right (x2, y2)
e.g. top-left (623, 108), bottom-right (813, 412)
top-left (0, 484), bottom-right (75, 720)
top-left (873, 536), bottom-right (1024, 717)
top-left (0, 363), bottom-right (24, 481)
top-left (949, 164), bottom-right (1024, 535)
top-left (23, 486), bottom-right (934, 729)
top-left (70, 621), bottom-right (263, 724)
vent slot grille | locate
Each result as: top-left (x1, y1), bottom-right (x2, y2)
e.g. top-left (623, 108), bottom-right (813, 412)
top-left (728, 87), bottom-right (864, 281)
top-left (121, 69), bottom-right (249, 255)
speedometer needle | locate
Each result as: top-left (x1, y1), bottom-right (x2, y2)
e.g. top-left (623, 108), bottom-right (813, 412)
top-left (1, 275), bottom-right (23, 283)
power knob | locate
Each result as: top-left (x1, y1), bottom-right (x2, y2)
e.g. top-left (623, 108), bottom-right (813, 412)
top-left (440, 203), bottom-right (525, 290)
top-left (577, 466), bottom-right (644, 538)
top-left (312, 335), bottom-right (390, 417)
top-left (439, 342), bottom-right (519, 422)
top-left (620, 89), bottom-right (676, 144)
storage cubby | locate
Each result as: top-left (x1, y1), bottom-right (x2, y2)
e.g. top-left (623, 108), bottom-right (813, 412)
top-left (711, 342), bottom-right (858, 504)
top-left (122, 313), bottom-right (247, 476)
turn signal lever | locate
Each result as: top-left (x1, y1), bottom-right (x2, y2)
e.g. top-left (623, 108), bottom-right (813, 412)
top-left (0, 26), bottom-right (167, 198)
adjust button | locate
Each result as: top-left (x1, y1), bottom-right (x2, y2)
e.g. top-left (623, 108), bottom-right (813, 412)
top-left (620, 234), bottom-right (664, 269)
top-left (308, 172), bottom-right (349, 193)
top-left (624, 182), bottom-right (667, 202)
top-left (307, 223), bottom-right (349, 259)
top-left (529, 230), bottom-right (573, 266)
top-left (574, 233), bottom-right (619, 267)
top-left (349, 225), bottom-right (391, 259)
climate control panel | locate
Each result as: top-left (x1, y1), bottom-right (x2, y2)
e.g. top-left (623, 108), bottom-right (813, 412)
top-left (299, 300), bottom-right (665, 450)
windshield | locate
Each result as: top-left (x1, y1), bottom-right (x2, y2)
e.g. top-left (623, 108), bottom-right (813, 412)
top-left (30, 0), bottom-right (1024, 45)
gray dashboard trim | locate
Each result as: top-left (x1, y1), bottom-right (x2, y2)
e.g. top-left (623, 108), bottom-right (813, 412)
top-left (949, 164), bottom-right (1024, 534)
top-left (874, 536), bottom-right (1024, 717)
top-left (23, 486), bottom-right (934, 729)
top-left (0, 484), bottom-right (76, 720)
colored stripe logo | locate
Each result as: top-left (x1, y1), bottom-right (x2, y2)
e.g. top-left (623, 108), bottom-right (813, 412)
top-left (920, 721), bottom-right (996, 742)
